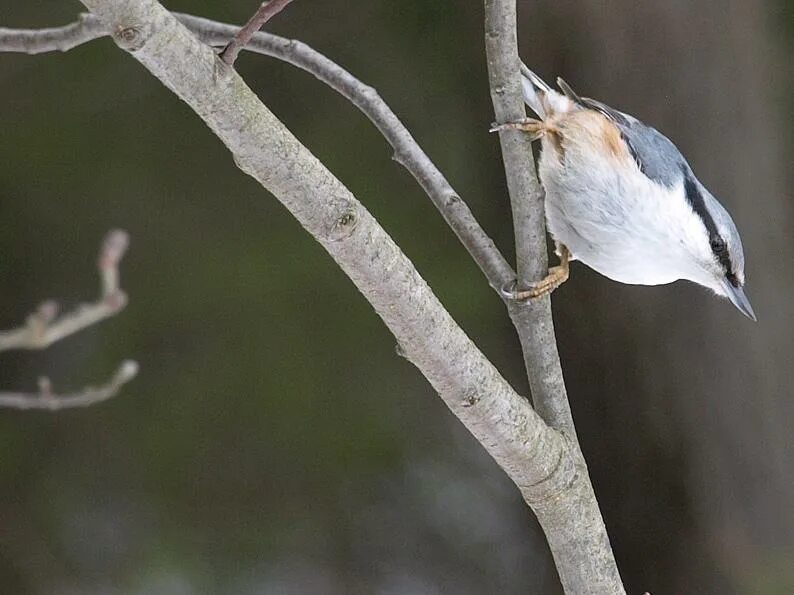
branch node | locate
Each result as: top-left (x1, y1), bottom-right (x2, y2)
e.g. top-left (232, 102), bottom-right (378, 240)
top-left (104, 290), bottom-right (128, 312)
top-left (394, 342), bottom-right (407, 359)
top-left (220, 0), bottom-right (296, 66)
top-left (37, 376), bottom-right (52, 396)
top-left (113, 24), bottom-right (146, 51)
top-left (327, 209), bottom-right (360, 242)
top-left (461, 393), bottom-right (481, 408)
top-left (118, 359), bottom-right (140, 382)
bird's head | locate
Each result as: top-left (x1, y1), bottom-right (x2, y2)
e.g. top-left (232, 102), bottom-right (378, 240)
top-left (681, 172), bottom-right (755, 321)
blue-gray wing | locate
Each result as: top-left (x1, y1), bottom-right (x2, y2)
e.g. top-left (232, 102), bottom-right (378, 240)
top-left (579, 97), bottom-right (687, 188)
top-left (556, 76), bottom-right (688, 188)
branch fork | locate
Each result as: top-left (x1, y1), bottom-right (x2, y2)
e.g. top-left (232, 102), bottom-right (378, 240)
top-left (0, 230), bottom-right (136, 410)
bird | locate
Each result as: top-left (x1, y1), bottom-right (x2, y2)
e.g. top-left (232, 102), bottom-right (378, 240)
top-left (491, 64), bottom-right (756, 321)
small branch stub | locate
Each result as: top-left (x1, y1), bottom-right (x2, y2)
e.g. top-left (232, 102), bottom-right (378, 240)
top-left (327, 209), bottom-right (359, 242)
top-left (220, 0), bottom-right (295, 66)
top-left (113, 24), bottom-right (145, 51)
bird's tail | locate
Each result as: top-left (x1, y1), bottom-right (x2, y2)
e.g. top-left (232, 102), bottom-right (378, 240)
top-left (520, 63), bottom-right (574, 119)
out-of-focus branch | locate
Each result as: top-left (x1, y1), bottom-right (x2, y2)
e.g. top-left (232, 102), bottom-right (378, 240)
top-left (0, 13), bottom-right (515, 292)
top-left (0, 13), bottom-right (105, 54)
top-left (484, 0), bottom-right (624, 592)
top-left (0, 231), bottom-right (136, 411)
top-left (0, 230), bottom-right (129, 351)
top-left (219, 0), bottom-right (295, 66)
top-left (0, 361), bottom-right (138, 411)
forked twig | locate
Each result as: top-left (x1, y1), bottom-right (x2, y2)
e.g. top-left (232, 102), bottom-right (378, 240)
top-left (0, 229), bottom-right (129, 351)
top-left (0, 230), bottom-right (137, 410)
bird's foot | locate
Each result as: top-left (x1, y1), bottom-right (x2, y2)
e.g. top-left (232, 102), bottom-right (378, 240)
top-left (489, 117), bottom-right (547, 140)
top-left (500, 244), bottom-right (571, 300)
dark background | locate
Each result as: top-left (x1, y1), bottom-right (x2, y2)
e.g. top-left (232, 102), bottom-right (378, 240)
top-left (1, 1), bottom-right (792, 593)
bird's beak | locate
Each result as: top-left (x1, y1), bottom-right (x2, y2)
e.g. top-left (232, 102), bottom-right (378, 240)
top-left (721, 279), bottom-right (757, 321)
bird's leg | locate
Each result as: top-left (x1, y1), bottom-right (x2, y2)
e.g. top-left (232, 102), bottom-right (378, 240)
top-left (489, 117), bottom-right (558, 141)
top-left (501, 243), bottom-right (571, 300)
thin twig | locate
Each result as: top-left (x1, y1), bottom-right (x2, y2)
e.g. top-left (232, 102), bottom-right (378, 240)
top-left (219, 0), bottom-right (295, 66)
top-left (0, 230), bottom-right (135, 410)
top-left (0, 13), bottom-right (105, 54)
top-left (484, 0), bottom-right (624, 592)
top-left (179, 14), bottom-right (516, 290)
top-left (0, 13), bottom-right (515, 292)
top-left (483, 2), bottom-right (576, 436)
top-left (0, 360), bottom-right (138, 411)
top-left (0, 230), bottom-right (129, 351)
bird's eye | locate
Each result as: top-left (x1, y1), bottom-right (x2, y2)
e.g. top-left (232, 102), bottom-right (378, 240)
top-left (710, 237), bottom-right (726, 253)
top-left (726, 272), bottom-right (740, 288)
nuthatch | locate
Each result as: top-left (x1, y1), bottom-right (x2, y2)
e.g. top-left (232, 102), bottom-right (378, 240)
top-left (493, 64), bottom-right (756, 321)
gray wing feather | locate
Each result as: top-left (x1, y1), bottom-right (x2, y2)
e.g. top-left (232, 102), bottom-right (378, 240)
top-left (578, 95), bottom-right (688, 188)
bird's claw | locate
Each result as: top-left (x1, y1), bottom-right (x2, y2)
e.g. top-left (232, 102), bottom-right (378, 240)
top-left (489, 117), bottom-right (536, 133)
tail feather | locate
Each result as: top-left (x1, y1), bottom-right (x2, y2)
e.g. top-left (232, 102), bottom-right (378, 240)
top-left (520, 63), bottom-right (550, 119)
top-left (520, 62), bottom-right (576, 119)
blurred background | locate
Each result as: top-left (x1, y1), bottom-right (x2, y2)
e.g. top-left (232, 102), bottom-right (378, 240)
top-left (0, 0), bottom-right (792, 593)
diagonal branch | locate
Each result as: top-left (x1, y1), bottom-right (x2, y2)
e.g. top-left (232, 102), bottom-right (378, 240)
top-left (0, 230), bottom-right (129, 351)
top-left (3, 6), bottom-right (619, 588)
top-left (0, 13), bottom-right (515, 292)
top-left (0, 361), bottom-right (138, 411)
top-left (219, 0), bottom-right (295, 66)
top-left (180, 14), bottom-right (516, 291)
top-left (70, 0), bottom-right (578, 505)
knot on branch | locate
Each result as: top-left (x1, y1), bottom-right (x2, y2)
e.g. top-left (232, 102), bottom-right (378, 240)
top-left (326, 208), bottom-right (360, 242)
top-left (519, 445), bottom-right (579, 506)
top-left (113, 24), bottom-right (147, 52)
top-left (461, 393), bottom-right (481, 408)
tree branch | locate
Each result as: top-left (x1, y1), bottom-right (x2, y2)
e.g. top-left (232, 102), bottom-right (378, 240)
top-left (2, 6), bottom-right (620, 589)
top-left (0, 229), bottom-right (129, 351)
top-left (0, 230), bottom-right (129, 351)
top-left (67, 0), bottom-right (577, 502)
top-left (0, 13), bottom-right (515, 292)
top-left (484, 1), bottom-right (576, 436)
top-left (484, 0), bottom-right (624, 592)
top-left (219, 0), bottom-right (295, 66)
top-left (0, 230), bottom-right (135, 410)
top-left (0, 361), bottom-right (138, 411)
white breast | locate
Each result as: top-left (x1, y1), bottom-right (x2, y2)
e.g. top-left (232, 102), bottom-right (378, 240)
top-left (538, 139), bottom-right (710, 286)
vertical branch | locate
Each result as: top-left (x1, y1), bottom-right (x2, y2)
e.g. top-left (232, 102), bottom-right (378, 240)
top-left (483, 0), bottom-right (575, 436)
top-left (484, 1), bottom-right (625, 592)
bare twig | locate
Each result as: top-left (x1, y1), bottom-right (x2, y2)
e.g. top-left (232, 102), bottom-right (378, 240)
top-left (0, 13), bottom-right (105, 54)
top-left (0, 231), bottom-right (136, 411)
top-left (483, 2), bottom-right (575, 436)
top-left (0, 360), bottom-right (138, 411)
top-left (0, 13), bottom-right (514, 292)
top-left (484, 0), bottom-right (624, 592)
top-left (219, 0), bottom-right (295, 66)
top-left (0, 230), bottom-right (129, 352)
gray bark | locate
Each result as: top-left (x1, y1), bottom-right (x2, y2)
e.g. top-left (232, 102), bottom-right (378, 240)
top-left (1, 3), bottom-right (627, 591)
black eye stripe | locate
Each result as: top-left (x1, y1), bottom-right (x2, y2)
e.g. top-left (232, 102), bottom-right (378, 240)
top-left (682, 169), bottom-right (734, 276)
